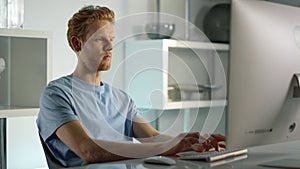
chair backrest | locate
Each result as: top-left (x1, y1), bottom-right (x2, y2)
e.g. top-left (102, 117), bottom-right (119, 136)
top-left (39, 134), bottom-right (66, 169)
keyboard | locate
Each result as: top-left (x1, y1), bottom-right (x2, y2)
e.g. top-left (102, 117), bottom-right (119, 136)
top-left (177, 148), bottom-right (248, 162)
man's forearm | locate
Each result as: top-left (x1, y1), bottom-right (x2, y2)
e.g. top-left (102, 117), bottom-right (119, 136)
top-left (137, 133), bottom-right (174, 143)
top-left (93, 139), bottom-right (169, 159)
top-left (78, 132), bottom-right (203, 164)
top-left (82, 142), bottom-right (130, 163)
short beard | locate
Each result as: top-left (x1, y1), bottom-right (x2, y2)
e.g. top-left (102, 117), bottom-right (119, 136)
top-left (98, 62), bottom-right (111, 71)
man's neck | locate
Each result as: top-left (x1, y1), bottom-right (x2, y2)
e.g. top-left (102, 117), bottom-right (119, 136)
top-left (72, 69), bottom-right (102, 86)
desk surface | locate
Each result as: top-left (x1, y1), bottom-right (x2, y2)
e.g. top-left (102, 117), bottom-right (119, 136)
top-left (71, 140), bottom-right (300, 169)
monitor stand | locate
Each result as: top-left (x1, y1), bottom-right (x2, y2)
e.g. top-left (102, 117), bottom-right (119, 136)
top-left (293, 74), bottom-right (300, 98)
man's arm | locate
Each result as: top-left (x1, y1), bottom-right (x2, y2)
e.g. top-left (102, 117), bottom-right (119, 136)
top-left (132, 117), bottom-right (174, 142)
top-left (56, 120), bottom-right (128, 163)
top-left (132, 117), bottom-right (226, 151)
top-left (56, 120), bottom-right (200, 164)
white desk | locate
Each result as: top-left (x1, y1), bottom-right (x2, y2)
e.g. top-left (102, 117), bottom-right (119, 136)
top-left (70, 140), bottom-right (300, 169)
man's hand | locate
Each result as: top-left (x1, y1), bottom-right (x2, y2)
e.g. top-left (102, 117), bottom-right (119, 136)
top-left (192, 134), bottom-right (226, 152)
top-left (159, 133), bottom-right (226, 156)
top-left (160, 132), bottom-right (200, 156)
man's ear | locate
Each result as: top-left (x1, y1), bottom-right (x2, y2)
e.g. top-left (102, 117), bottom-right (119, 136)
top-left (70, 36), bottom-right (82, 52)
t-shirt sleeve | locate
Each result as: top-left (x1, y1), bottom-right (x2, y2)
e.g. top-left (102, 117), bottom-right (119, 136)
top-left (37, 85), bottom-right (78, 141)
top-left (123, 95), bottom-right (143, 138)
top-left (129, 98), bottom-right (142, 120)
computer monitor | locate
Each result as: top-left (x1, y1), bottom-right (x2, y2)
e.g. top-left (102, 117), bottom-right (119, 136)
top-left (226, 0), bottom-right (300, 149)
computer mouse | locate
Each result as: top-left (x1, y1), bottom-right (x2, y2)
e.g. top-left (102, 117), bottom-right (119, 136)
top-left (143, 156), bottom-right (176, 165)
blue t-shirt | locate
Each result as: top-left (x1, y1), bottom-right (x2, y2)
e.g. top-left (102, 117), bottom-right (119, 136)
top-left (37, 75), bottom-right (141, 167)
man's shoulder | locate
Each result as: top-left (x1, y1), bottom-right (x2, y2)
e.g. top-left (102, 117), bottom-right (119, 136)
top-left (49, 75), bottom-right (72, 84)
top-left (44, 75), bottom-right (73, 93)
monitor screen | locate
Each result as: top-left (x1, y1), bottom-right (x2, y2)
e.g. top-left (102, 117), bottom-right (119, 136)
top-left (227, 0), bottom-right (300, 149)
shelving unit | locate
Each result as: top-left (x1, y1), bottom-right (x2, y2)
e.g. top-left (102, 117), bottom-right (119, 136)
top-left (124, 39), bottom-right (228, 110)
top-left (0, 29), bottom-right (52, 117)
top-left (0, 29), bottom-right (52, 169)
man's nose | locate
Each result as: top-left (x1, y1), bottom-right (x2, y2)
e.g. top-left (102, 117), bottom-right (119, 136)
top-left (104, 41), bottom-right (113, 51)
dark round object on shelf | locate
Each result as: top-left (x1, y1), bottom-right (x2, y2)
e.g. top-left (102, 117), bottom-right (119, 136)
top-left (203, 3), bottom-right (230, 43)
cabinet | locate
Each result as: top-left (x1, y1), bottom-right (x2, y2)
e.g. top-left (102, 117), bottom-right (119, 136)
top-left (0, 29), bottom-right (52, 117)
top-left (0, 29), bottom-right (52, 169)
top-left (124, 39), bottom-right (228, 110)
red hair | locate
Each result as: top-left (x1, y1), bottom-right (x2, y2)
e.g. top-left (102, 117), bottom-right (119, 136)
top-left (67, 5), bottom-right (115, 51)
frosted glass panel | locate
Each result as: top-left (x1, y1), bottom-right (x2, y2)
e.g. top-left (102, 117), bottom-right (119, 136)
top-left (0, 36), bottom-right (47, 108)
top-left (7, 116), bottom-right (47, 169)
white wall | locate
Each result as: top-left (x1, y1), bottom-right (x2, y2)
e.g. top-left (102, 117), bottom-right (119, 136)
top-left (24, 0), bottom-right (155, 87)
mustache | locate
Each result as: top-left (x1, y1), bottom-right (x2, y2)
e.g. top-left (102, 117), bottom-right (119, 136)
top-left (104, 52), bottom-right (112, 57)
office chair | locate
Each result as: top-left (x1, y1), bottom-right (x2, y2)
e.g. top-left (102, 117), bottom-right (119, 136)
top-left (39, 134), bottom-right (66, 169)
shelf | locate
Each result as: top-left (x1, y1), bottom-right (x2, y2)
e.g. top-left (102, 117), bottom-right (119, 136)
top-left (0, 106), bottom-right (39, 118)
top-left (152, 100), bottom-right (227, 110)
top-left (126, 39), bottom-right (229, 51)
top-left (166, 40), bottom-right (230, 51)
top-left (0, 29), bottom-right (52, 39)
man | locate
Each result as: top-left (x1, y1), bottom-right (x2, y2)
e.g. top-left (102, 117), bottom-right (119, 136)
top-left (37, 5), bottom-right (225, 167)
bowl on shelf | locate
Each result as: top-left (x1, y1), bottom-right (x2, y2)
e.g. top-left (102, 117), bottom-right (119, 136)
top-left (145, 23), bottom-right (175, 39)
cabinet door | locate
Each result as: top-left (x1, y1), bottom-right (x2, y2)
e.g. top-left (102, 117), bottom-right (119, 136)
top-left (0, 30), bottom-right (52, 109)
top-left (7, 116), bottom-right (47, 169)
